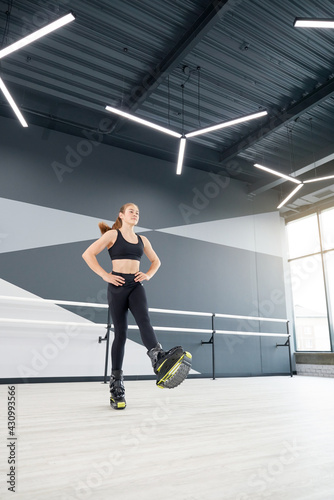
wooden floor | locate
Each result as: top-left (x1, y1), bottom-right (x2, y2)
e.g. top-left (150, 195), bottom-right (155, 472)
top-left (0, 376), bottom-right (334, 500)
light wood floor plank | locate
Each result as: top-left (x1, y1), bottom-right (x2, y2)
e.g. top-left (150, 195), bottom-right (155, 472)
top-left (0, 376), bottom-right (334, 500)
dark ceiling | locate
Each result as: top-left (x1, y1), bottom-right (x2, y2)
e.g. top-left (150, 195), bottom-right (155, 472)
top-left (1, 0), bottom-right (334, 217)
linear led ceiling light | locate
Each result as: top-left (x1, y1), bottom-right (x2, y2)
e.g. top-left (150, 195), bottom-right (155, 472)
top-left (277, 184), bottom-right (304, 209)
top-left (303, 174), bottom-right (334, 183)
top-left (254, 164), bottom-right (302, 184)
top-left (176, 137), bottom-right (187, 175)
top-left (254, 163), bottom-right (334, 208)
top-left (105, 106), bottom-right (182, 138)
top-left (185, 111), bottom-right (267, 138)
top-left (0, 12), bottom-right (75, 59)
top-left (294, 18), bottom-right (334, 28)
top-left (105, 106), bottom-right (267, 174)
top-left (0, 78), bottom-right (28, 127)
top-left (0, 12), bottom-right (75, 127)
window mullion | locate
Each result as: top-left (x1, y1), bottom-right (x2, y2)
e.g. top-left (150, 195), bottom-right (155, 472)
top-left (318, 210), bottom-right (334, 352)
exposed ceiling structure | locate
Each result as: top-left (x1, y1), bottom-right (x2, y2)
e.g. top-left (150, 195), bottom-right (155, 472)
top-left (1, 0), bottom-right (334, 217)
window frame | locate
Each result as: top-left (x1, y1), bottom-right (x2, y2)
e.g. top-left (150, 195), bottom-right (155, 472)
top-left (286, 208), bottom-right (334, 353)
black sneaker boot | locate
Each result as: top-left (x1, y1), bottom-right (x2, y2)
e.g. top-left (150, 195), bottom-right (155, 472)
top-left (147, 343), bottom-right (165, 371)
top-left (109, 369), bottom-right (126, 410)
top-left (147, 343), bottom-right (192, 389)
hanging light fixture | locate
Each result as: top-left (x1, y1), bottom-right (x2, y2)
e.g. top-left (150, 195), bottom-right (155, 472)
top-left (105, 105), bottom-right (267, 174)
top-left (254, 114), bottom-right (334, 209)
top-left (0, 12), bottom-right (75, 59)
top-left (254, 163), bottom-right (302, 184)
top-left (277, 184), bottom-right (304, 209)
top-left (176, 83), bottom-right (187, 175)
top-left (176, 137), bottom-right (187, 175)
top-left (303, 174), bottom-right (334, 183)
top-left (254, 164), bottom-right (334, 208)
top-left (294, 18), bottom-right (334, 28)
top-left (185, 111), bottom-right (267, 138)
top-left (106, 65), bottom-right (267, 175)
top-left (104, 106), bottom-right (182, 138)
top-left (0, 12), bottom-right (75, 127)
top-left (0, 78), bottom-right (28, 127)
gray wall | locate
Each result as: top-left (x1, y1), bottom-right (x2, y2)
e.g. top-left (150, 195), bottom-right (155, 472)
top-left (0, 115), bottom-right (290, 381)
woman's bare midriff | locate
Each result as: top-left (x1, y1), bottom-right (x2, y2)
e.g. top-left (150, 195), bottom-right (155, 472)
top-left (112, 259), bottom-right (140, 274)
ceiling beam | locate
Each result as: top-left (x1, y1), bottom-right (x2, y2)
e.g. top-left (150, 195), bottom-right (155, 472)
top-left (121, 0), bottom-right (238, 111)
top-left (219, 76), bottom-right (334, 164)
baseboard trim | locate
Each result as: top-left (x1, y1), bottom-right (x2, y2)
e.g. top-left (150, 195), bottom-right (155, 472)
top-left (0, 372), bottom-right (296, 384)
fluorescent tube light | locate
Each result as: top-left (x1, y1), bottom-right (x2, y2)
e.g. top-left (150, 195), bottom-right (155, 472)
top-left (294, 18), bottom-right (334, 28)
top-left (0, 12), bottom-right (75, 59)
top-left (254, 163), bottom-right (302, 184)
top-left (105, 106), bottom-right (182, 138)
top-left (277, 184), bottom-right (304, 209)
top-left (176, 137), bottom-right (186, 175)
top-left (0, 78), bottom-right (28, 127)
top-left (303, 174), bottom-right (334, 183)
top-left (185, 110), bottom-right (267, 138)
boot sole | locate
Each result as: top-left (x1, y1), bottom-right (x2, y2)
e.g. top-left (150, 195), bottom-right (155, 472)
top-left (110, 397), bottom-right (126, 410)
top-left (157, 351), bottom-right (192, 389)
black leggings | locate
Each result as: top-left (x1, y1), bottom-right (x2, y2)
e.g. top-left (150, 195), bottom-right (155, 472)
top-left (107, 272), bottom-right (158, 370)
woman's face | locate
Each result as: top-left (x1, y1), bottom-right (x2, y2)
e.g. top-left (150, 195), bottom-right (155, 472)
top-left (121, 205), bottom-right (139, 225)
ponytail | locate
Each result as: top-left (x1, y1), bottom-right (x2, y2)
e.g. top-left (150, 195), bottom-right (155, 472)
top-left (98, 222), bottom-right (112, 235)
top-left (111, 217), bottom-right (122, 230)
top-left (99, 202), bottom-right (138, 235)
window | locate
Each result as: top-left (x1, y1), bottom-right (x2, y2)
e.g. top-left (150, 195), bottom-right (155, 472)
top-left (320, 209), bottom-right (334, 251)
top-left (286, 214), bottom-right (320, 259)
top-left (323, 251), bottom-right (334, 332)
top-left (286, 208), bottom-right (334, 352)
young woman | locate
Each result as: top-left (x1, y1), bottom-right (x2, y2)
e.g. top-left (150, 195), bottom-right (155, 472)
top-left (82, 203), bottom-right (191, 409)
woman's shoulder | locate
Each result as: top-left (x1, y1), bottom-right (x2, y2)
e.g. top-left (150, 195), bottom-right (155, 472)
top-left (138, 234), bottom-right (150, 246)
top-left (102, 229), bottom-right (118, 247)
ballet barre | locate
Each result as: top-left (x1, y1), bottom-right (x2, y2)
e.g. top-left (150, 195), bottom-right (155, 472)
top-left (0, 296), bottom-right (292, 381)
top-left (99, 307), bottom-right (291, 381)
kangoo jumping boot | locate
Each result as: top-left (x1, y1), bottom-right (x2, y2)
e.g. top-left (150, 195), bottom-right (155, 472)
top-left (109, 370), bottom-right (126, 410)
top-left (147, 343), bottom-right (192, 389)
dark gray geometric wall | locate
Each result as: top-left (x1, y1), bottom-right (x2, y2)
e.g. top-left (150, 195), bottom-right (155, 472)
top-left (0, 115), bottom-right (290, 381)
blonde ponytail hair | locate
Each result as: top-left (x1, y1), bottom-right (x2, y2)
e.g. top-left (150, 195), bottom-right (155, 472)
top-left (98, 203), bottom-right (138, 235)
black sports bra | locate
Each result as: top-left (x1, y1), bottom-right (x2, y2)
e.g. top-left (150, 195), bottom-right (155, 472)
top-left (108, 229), bottom-right (144, 261)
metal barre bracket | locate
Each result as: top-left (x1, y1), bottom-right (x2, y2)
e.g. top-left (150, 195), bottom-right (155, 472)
top-left (276, 333), bottom-right (293, 377)
top-left (276, 339), bottom-right (289, 348)
top-left (201, 334), bottom-right (214, 345)
top-left (101, 310), bottom-right (112, 383)
top-left (98, 323), bottom-right (111, 344)
top-left (201, 313), bottom-right (216, 380)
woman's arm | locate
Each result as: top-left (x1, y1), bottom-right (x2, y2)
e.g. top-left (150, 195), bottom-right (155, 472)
top-left (134, 235), bottom-right (161, 282)
top-left (82, 230), bottom-right (125, 285)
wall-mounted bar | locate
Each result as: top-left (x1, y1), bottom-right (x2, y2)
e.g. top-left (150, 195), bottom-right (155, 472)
top-left (0, 296), bottom-right (291, 380)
